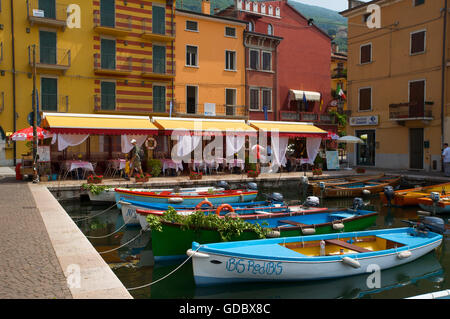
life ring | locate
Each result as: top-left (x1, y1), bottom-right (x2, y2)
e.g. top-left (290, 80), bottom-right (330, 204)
top-left (216, 204), bottom-right (235, 216)
top-left (145, 137), bottom-right (157, 150)
top-left (195, 200), bottom-right (213, 210)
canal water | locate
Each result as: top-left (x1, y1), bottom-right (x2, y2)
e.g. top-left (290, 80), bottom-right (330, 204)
top-left (60, 180), bottom-right (450, 299)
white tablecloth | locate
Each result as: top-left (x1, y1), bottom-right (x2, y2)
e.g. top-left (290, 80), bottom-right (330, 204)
top-left (162, 159), bottom-right (183, 174)
top-left (109, 159), bottom-right (126, 170)
top-left (64, 160), bottom-right (94, 172)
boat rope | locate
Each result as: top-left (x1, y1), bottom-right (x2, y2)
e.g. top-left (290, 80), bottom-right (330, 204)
top-left (98, 227), bottom-right (149, 255)
top-left (126, 244), bottom-right (203, 291)
top-left (85, 222), bottom-right (127, 239)
top-left (72, 202), bottom-right (118, 222)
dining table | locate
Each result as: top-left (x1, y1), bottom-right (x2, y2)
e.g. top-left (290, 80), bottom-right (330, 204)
top-left (62, 160), bottom-right (95, 179)
top-left (161, 159), bottom-right (184, 175)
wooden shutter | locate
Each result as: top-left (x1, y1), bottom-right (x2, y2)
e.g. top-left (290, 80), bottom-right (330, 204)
top-left (101, 38), bottom-right (116, 69)
top-left (409, 80), bottom-right (425, 117)
top-left (153, 86), bottom-right (166, 113)
top-left (152, 6), bottom-right (166, 35)
top-left (249, 50), bottom-right (258, 69)
top-left (100, 0), bottom-right (115, 27)
top-left (250, 89), bottom-right (259, 110)
top-left (41, 78), bottom-right (57, 111)
top-left (153, 45), bottom-right (166, 74)
top-left (39, 0), bottom-right (56, 19)
top-left (39, 31), bottom-right (56, 64)
top-left (360, 44), bottom-right (371, 64)
top-left (411, 31), bottom-right (425, 54)
top-left (101, 82), bottom-right (116, 110)
top-left (359, 88), bottom-right (372, 111)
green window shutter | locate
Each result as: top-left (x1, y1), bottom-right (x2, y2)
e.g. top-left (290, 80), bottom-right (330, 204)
top-left (101, 38), bottom-right (116, 69)
top-left (100, 0), bottom-right (115, 27)
top-left (153, 86), bottom-right (166, 113)
top-left (152, 6), bottom-right (166, 35)
top-left (153, 45), bottom-right (166, 74)
top-left (39, 0), bottom-right (56, 19)
top-left (101, 82), bottom-right (116, 110)
top-left (41, 78), bottom-right (57, 111)
top-left (39, 31), bottom-right (56, 64)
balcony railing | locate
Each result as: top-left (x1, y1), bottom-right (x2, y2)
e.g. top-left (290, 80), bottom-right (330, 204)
top-left (28, 45), bottom-right (71, 72)
top-left (141, 59), bottom-right (175, 79)
top-left (26, 0), bottom-right (67, 29)
top-left (279, 111), bottom-right (337, 124)
top-left (93, 10), bottom-right (132, 36)
top-left (93, 94), bottom-right (156, 113)
top-left (389, 102), bottom-right (433, 121)
top-left (141, 18), bottom-right (175, 41)
top-left (94, 53), bottom-right (132, 75)
top-left (173, 103), bottom-right (248, 118)
top-left (38, 94), bottom-right (69, 113)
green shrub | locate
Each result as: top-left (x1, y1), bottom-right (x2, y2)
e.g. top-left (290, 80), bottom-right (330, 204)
top-left (147, 159), bottom-right (162, 177)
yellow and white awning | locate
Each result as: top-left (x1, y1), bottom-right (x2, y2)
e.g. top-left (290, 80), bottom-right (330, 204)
top-left (289, 90), bottom-right (321, 102)
top-left (248, 120), bottom-right (328, 138)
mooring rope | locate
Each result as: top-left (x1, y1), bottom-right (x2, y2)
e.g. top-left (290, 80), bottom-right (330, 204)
top-left (126, 244), bottom-right (203, 291)
top-left (85, 222), bottom-right (127, 239)
top-left (98, 227), bottom-right (149, 255)
top-left (72, 202), bottom-right (118, 222)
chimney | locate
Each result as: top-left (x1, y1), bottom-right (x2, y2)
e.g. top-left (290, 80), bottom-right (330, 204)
top-left (202, 0), bottom-right (211, 15)
top-left (348, 0), bottom-right (365, 9)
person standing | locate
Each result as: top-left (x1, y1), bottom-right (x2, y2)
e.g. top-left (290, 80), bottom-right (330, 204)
top-left (127, 139), bottom-right (144, 180)
top-left (442, 143), bottom-right (450, 177)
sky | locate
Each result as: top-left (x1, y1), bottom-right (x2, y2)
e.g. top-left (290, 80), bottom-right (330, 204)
top-left (293, 0), bottom-right (353, 12)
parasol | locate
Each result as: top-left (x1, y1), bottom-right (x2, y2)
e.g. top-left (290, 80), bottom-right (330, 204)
top-left (9, 126), bottom-right (53, 141)
top-left (337, 135), bottom-right (364, 169)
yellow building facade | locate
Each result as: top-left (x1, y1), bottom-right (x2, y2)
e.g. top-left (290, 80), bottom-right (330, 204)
top-left (341, 0), bottom-right (449, 171)
top-left (0, 0), bottom-right (175, 165)
top-left (173, 1), bottom-right (247, 119)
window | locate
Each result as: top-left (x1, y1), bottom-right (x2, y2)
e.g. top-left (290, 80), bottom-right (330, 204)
top-left (248, 22), bottom-right (254, 32)
top-left (152, 5), bottom-right (166, 35)
top-left (101, 38), bottom-right (116, 69)
top-left (225, 88), bottom-right (236, 115)
top-left (39, 0), bottom-right (56, 19)
top-left (186, 20), bottom-right (198, 31)
top-left (153, 45), bottom-right (166, 74)
top-left (225, 50), bottom-right (236, 71)
top-left (186, 86), bottom-right (197, 114)
top-left (410, 30), bottom-right (426, 55)
top-left (262, 89), bottom-right (272, 111)
top-left (414, 0), bottom-right (425, 6)
top-left (186, 45), bottom-right (198, 67)
top-left (409, 80), bottom-right (425, 117)
top-left (153, 85), bottom-right (166, 113)
top-left (39, 30), bottom-right (57, 65)
top-left (262, 52), bottom-right (271, 71)
top-left (249, 88), bottom-right (259, 110)
top-left (249, 50), bottom-right (259, 70)
top-left (359, 87), bottom-right (372, 111)
top-left (267, 24), bottom-right (273, 35)
top-left (100, 0), bottom-right (115, 27)
top-left (360, 43), bottom-right (372, 64)
top-left (41, 77), bottom-right (57, 111)
top-left (225, 27), bottom-right (236, 37)
top-left (101, 81), bottom-right (116, 110)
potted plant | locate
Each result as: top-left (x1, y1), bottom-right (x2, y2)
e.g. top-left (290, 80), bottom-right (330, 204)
top-left (247, 169), bottom-right (260, 178)
top-left (312, 168), bottom-right (323, 176)
top-left (147, 159), bottom-right (162, 177)
top-left (87, 174), bottom-right (103, 184)
top-left (189, 171), bottom-right (203, 180)
top-left (135, 172), bottom-right (151, 183)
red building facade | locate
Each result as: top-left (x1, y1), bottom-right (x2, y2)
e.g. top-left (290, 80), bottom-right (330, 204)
top-left (217, 0), bottom-right (335, 131)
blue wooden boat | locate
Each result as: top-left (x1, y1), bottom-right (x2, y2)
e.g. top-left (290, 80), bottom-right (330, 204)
top-left (188, 217), bottom-right (445, 286)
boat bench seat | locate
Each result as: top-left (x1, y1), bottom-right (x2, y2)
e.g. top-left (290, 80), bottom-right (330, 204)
top-left (325, 239), bottom-right (372, 253)
top-left (278, 220), bottom-right (310, 227)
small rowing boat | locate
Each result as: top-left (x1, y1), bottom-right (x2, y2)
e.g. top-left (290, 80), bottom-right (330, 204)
top-left (145, 207), bottom-right (377, 262)
top-left (418, 196), bottom-right (450, 214)
top-left (188, 217), bottom-right (445, 286)
top-left (312, 176), bottom-right (401, 198)
top-left (380, 182), bottom-right (450, 207)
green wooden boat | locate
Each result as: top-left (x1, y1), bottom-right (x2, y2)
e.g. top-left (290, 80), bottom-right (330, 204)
top-left (148, 208), bottom-right (378, 262)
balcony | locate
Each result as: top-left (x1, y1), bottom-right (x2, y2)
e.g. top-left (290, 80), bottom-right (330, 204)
top-left (27, 0), bottom-right (67, 29)
top-left (93, 94), bottom-right (155, 114)
top-left (279, 111), bottom-right (337, 124)
top-left (141, 59), bottom-right (175, 80)
top-left (94, 53), bottom-right (132, 75)
top-left (40, 94), bottom-right (69, 113)
top-left (389, 102), bottom-right (433, 124)
top-left (172, 103), bottom-right (248, 119)
top-left (93, 11), bottom-right (132, 37)
top-left (140, 19), bottom-right (175, 42)
top-left (28, 45), bottom-right (71, 73)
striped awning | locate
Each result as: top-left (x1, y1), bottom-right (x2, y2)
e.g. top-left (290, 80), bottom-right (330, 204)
top-left (41, 113), bottom-right (159, 135)
top-left (289, 90), bottom-right (321, 102)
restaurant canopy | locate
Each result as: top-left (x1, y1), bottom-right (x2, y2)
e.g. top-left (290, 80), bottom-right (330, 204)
top-left (289, 90), bottom-right (321, 102)
top-left (248, 120), bottom-right (328, 138)
top-left (41, 113), bottom-right (159, 135)
top-left (152, 117), bottom-right (257, 136)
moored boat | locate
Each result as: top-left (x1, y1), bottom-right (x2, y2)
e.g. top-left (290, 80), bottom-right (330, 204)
top-left (418, 196), bottom-right (450, 214)
top-left (188, 218), bottom-right (445, 286)
top-left (312, 176), bottom-right (401, 198)
top-left (380, 182), bottom-right (450, 207)
top-left (146, 206), bottom-right (378, 262)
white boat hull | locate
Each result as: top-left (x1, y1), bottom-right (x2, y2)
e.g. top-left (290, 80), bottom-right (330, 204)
top-left (190, 236), bottom-right (442, 286)
top-left (121, 203), bottom-right (140, 226)
top-left (88, 189), bottom-right (116, 202)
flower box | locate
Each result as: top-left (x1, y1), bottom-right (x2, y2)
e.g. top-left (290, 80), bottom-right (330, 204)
top-left (135, 173), bottom-right (151, 183)
top-left (356, 167), bottom-right (366, 174)
top-left (87, 175), bottom-right (103, 184)
top-left (189, 172), bottom-right (203, 180)
top-left (312, 168), bottom-right (323, 176)
top-left (247, 170), bottom-right (260, 178)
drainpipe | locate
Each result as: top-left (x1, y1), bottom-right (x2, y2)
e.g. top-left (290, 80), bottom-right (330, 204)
top-left (171, 0), bottom-right (175, 114)
top-left (10, 0), bottom-right (17, 165)
top-left (441, 0), bottom-right (448, 170)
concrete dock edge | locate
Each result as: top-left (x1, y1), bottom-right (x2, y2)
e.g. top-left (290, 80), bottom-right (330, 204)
top-left (29, 183), bottom-right (133, 299)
